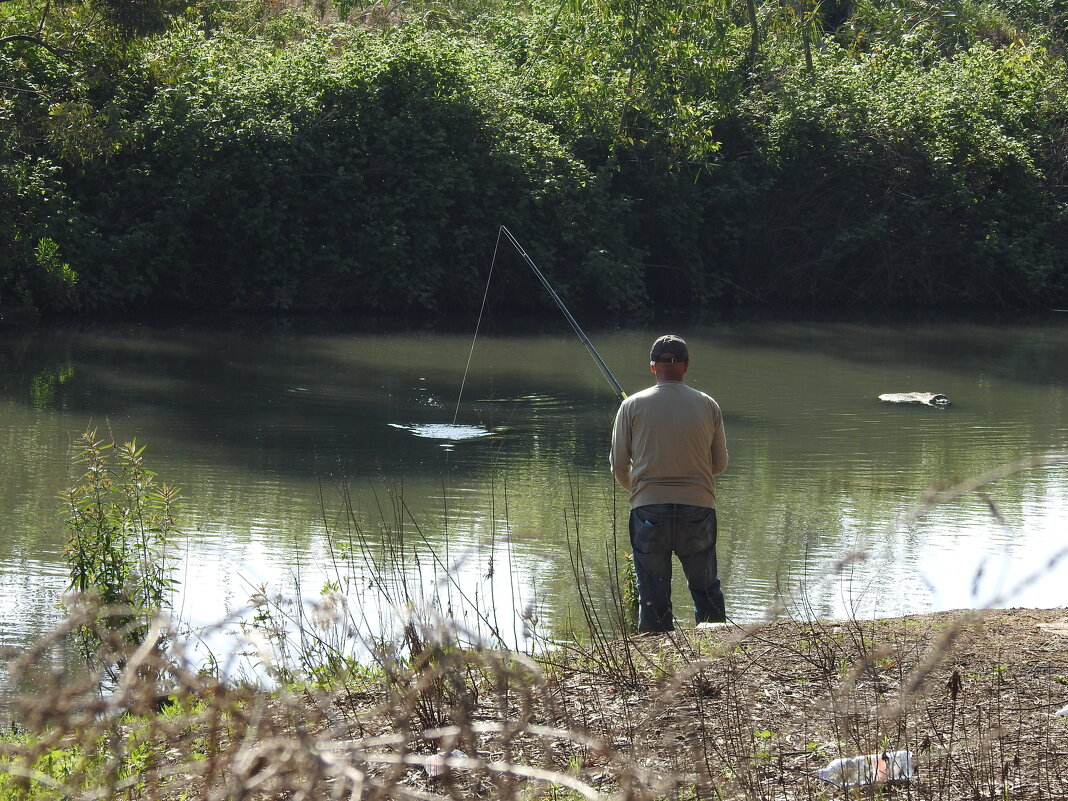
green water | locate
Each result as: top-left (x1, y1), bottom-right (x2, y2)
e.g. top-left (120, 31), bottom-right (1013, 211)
top-left (2, 316), bottom-right (1066, 675)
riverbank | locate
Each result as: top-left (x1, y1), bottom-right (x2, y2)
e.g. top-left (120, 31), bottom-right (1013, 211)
top-left (4, 606), bottom-right (1068, 800)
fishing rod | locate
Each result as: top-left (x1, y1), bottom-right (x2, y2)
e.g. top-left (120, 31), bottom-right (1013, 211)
top-left (499, 226), bottom-right (627, 402)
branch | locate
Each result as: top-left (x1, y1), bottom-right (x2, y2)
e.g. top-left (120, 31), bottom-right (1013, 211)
top-left (0, 0), bottom-right (74, 61)
top-left (0, 33), bottom-right (74, 61)
top-left (37, 0), bottom-right (52, 36)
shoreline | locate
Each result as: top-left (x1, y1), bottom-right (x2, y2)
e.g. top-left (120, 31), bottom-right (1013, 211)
top-left (5, 605), bottom-right (1068, 799)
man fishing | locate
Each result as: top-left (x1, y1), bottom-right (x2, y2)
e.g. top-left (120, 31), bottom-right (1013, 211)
top-left (610, 334), bottom-right (730, 632)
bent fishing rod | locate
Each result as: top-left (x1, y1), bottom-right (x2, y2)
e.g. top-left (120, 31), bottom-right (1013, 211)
top-left (499, 226), bottom-right (627, 402)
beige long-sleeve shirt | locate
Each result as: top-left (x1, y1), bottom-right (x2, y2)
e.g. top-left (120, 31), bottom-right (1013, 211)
top-left (610, 380), bottom-right (728, 509)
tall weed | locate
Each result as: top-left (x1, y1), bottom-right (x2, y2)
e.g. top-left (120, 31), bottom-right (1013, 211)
top-left (61, 429), bottom-right (180, 680)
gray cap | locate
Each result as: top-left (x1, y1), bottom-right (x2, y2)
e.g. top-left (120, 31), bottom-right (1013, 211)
top-left (649, 334), bottom-right (689, 363)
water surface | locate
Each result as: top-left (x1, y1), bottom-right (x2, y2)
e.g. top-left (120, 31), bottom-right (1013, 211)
top-left (1, 316), bottom-right (1066, 682)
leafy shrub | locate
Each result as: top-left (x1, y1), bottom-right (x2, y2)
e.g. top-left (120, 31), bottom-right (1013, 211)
top-left (706, 40), bottom-right (1068, 307)
top-left (54, 22), bottom-right (644, 315)
top-left (62, 430), bottom-right (181, 677)
top-left (3, 0), bottom-right (1068, 315)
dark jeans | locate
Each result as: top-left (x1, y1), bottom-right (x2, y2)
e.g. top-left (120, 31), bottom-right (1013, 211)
top-left (629, 504), bottom-right (725, 632)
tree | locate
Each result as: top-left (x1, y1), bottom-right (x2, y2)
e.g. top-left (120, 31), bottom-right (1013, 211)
top-left (0, 0), bottom-right (188, 60)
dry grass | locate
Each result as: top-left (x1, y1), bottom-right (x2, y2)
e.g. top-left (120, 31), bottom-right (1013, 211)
top-left (4, 603), bottom-right (1068, 800)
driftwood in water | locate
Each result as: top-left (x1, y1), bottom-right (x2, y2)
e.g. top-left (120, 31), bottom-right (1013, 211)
top-left (878, 392), bottom-right (950, 407)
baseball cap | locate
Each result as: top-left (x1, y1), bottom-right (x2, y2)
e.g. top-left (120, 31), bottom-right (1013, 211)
top-left (649, 334), bottom-right (689, 363)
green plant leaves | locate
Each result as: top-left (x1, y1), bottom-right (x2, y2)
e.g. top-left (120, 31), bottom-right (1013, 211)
top-left (62, 429), bottom-right (181, 679)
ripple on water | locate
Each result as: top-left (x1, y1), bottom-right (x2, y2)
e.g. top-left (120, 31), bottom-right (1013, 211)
top-left (478, 393), bottom-right (569, 408)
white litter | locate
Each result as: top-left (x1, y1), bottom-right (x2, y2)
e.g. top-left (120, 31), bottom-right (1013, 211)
top-left (818, 751), bottom-right (915, 787)
top-left (424, 750), bottom-right (468, 777)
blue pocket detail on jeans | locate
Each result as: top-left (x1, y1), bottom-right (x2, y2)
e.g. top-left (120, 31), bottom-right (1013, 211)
top-left (630, 509), bottom-right (669, 553)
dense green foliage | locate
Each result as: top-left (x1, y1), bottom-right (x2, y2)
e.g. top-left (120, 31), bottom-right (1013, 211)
top-left (2, 0), bottom-right (1067, 315)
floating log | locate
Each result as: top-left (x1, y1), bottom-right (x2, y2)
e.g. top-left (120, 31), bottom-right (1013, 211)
top-left (878, 392), bottom-right (950, 406)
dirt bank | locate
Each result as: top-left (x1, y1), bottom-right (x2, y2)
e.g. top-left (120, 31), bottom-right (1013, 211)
top-left (6, 607), bottom-right (1068, 800)
top-left (531, 607), bottom-right (1068, 800)
top-left (332, 606), bottom-right (1068, 799)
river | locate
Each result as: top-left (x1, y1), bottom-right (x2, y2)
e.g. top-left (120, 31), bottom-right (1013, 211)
top-left (1, 314), bottom-right (1066, 687)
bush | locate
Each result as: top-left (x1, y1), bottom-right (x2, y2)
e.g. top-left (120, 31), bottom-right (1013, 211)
top-left (699, 40), bottom-right (1068, 308)
top-left (62, 430), bottom-right (181, 678)
top-left (3, 0), bottom-right (1068, 315)
top-left (55, 23), bottom-right (645, 315)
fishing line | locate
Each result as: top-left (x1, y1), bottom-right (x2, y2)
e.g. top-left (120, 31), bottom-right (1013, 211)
top-left (454, 226), bottom-right (627, 427)
top-left (453, 228), bottom-right (503, 425)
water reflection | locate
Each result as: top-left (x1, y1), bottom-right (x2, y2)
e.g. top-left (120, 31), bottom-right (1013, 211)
top-left (1, 316), bottom-right (1067, 686)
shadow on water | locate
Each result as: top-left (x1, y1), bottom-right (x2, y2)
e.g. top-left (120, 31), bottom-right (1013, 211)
top-left (704, 312), bottom-right (1068, 389)
top-left (0, 315), bottom-right (619, 483)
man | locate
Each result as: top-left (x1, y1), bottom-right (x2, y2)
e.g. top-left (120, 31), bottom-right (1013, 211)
top-left (610, 334), bottom-right (729, 632)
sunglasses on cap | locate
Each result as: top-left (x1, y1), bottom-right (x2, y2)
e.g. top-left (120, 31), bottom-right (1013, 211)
top-left (650, 355), bottom-right (684, 364)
